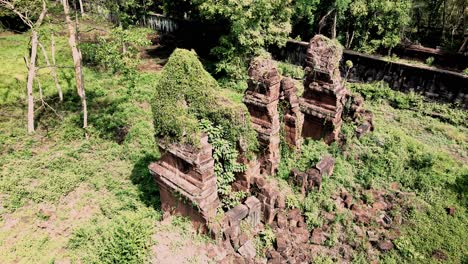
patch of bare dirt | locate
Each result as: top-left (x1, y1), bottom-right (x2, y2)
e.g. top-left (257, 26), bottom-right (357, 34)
top-left (151, 217), bottom-right (226, 264)
top-left (138, 58), bottom-right (164, 73)
top-left (0, 183), bottom-right (100, 261)
top-left (35, 184), bottom-right (99, 237)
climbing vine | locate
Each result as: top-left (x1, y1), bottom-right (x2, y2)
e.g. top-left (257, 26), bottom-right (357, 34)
top-left (199, 119), bottom-right (246, 209)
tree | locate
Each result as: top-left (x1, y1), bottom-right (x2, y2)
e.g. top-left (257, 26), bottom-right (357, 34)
top-left (62, 0), bottom-right (87, 129)
top-left (341, 0), bottom-right (411, 53)
top-left (197, 0), bottom-right (293, 79)
top-left (0, 0), bottom-right (47, 133)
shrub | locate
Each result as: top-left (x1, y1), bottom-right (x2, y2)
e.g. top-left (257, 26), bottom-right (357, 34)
top-left (68, 211), bottom-right (155, 263)
top-left (80, 26), bottom-right (151, 85)
top-left (425, 56), bottom-right (435, 66)
top-left (278, 61), bottom-right (304, 79)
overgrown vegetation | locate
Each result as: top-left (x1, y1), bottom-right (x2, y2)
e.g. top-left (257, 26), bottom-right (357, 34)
top-left (276, 82), bottom-right (467, 262)
top-left (200, 119), bottom-right (247, 209)
top-left (80, 26), bottom-right (151, 80)
top-left (151, 48), bottom-right (257, 153)
top-left (1, 1), bottom-right (467, 263)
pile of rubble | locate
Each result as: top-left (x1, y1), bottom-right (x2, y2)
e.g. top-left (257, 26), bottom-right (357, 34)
top-left (345, 93), bottom-right (374, 138)
top-left (290, 156), bottom-right (335, 196)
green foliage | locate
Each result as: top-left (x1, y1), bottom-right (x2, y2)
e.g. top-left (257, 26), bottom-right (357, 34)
top-left (199, 119), bottom-right (247, 209)
top-left (104, 0), bottom-right (153, 28)
top-left (68, 211), bottom-right (156, 264)
top-left (277, 139), bottom-right (330, 180)
top-left (344, 0), bottom-right (411, 52)
top-left (292, 0), bottom-right (321, 30)
top-left (255, 225), bottom-right (276, 256)
top-left (0, 0), bottom-right (44, 31)
top-left (80, 26), bottom-right (151, 87)
top-left (464, 68), bottom-right (468, 76)
top-left (152, 48), bottom-right (257, 153)
top-left (347, 81), bottom-right (467, 126)
top-left (0, 31), bottom-right (162, 262)
top-left (197, 0), bottom-right (292, 79)
top-left (277, 61), bottom-right (305, 79)
top-left (425, 56), bottom-right (435, 66)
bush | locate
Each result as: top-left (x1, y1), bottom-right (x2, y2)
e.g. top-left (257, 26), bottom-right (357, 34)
top-left (425, 56), bottom-right (435, 66)
top-left (80, 26), bottom-right (151, 83)
top-left (68, 211), bottom-right (156, 263)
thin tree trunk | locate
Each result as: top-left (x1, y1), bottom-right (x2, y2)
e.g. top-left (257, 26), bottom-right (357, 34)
top-left (38, 41), bottom-right (63, 101)
top-left (50, 34), bottom-right (62, 101)
top-left (1, 0), bottom-right (47, 133)
top-left (78, 0), bottom-right (84, 16)
top-left (63, 0), bottom-right (87, 129)
top-left (442, 0), bottom-right (446, 41)
top-left (26, 30), bottom-right (39, 133)
top-left (332, 11), bottom-right (337, 39)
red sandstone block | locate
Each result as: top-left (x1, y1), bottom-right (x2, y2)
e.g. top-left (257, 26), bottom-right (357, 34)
top-left (225, 204), bottom-right (249, 226)
top-left (263, 205), bottom-right (277, 225)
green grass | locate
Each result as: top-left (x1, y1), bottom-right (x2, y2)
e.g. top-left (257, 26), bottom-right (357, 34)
top-left (0, 28), bottom-right (163, 263)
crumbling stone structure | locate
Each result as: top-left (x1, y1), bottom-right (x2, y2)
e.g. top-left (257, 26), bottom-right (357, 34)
top-left (148, 36), bottom-right (376, 263)
top-left (280, 78), bottom-right (303, 147)
top-left (149, 135), bottom-right (219, 229)
top-left (290, 156), bottom-right (335, 196)
top-left (300, 35), bottom-right (348, 144)
top-left (243, 58), bottom-right (282, 175)
top-left (345, 93), bottom-right (374, 138)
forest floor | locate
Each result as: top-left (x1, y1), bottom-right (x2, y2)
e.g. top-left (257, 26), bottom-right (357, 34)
top-left (0, 27), bottom-right (467, 264)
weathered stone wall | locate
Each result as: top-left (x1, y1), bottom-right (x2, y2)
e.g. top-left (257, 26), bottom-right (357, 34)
top-left (243, 58), bottom-right (282, 175)
top-left (271, 40), bottom-right (468, 108)
top-left (148, 135), bottom-right (219, 229)
top-left (300, 35), bottom-right (348, 144)
top-left (280, 78), bottom-right (303, 148)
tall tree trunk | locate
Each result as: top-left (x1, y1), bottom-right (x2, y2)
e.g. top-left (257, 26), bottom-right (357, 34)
top-left (63, 0), bottom-right (87, 129)
top-left (26, 30), bottom-right (39, 133)
top-left (78, 0), bottom-right (84, 16)
top-left (332, 11), bottom-right (337, 39)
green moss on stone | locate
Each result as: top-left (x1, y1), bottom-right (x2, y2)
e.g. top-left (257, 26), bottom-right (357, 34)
top-left (152, 48), bottom-right (258, 153)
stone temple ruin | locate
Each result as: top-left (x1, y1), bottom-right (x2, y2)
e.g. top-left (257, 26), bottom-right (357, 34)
top-left (149, 35), bottom-right (374, 262)
top-left (301, 37), bottom-right (348, 144)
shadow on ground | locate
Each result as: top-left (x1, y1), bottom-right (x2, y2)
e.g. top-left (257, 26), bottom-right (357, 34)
top-left (131, 154), bottom-right (161, 210)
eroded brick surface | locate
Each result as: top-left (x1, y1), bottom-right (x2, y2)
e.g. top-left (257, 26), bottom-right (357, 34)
top-left (244, 58), bottom-right (281, 175)
top-left (280, 78), bottom-right (304, 147)
top-left (300, 35), bottom-right (348, 144)
top-left (148, 134), bottom-right (219, 228)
